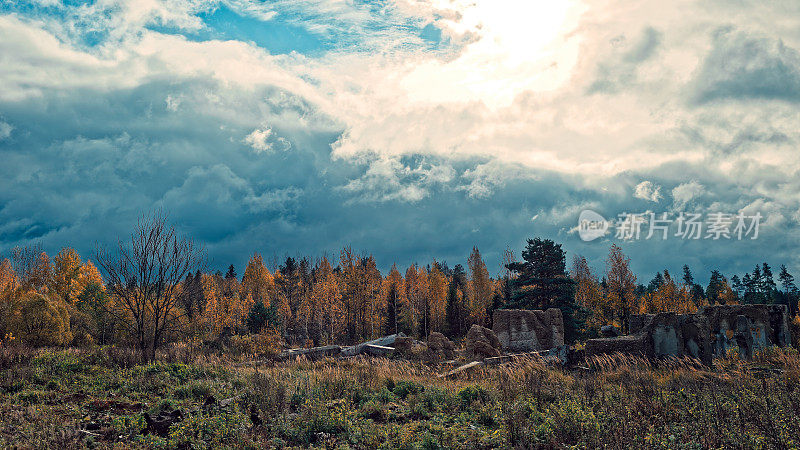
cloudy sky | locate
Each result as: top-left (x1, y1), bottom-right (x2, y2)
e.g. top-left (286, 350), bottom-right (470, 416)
top-left (1, 0), bottom-right (799, 282)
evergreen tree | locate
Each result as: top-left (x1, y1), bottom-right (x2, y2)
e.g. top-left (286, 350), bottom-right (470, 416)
top-left (682, 265), bottom-right (694, 286)
top-left (225, 264), bottom-right (237, 280)
top-left (506, 238), bottom-right (583, 342)
top-left (760, 262), bottom-right (776, 302)
top-left (742, 271), bottom-right (756, 303)
top-left (647, 272), bottom-right (665, 293)
top-left (445, 264), bottom-right (468, 338)
top-left (246, 301), bottom-right (279, 334)
top-left (385, 282), bottom-right (398, 335)
top-left (682, 265), bottom-right (705, 308)
top-left (730, 275), bottom-right (743, 300)
top-left (778, 265), bottom-right (798, 315)
top-left (706, 270), bottom-right (725, 305)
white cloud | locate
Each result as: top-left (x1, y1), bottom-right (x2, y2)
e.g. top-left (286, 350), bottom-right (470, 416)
top-left (243, 125), bottom-right (291, 153)
top-left (165, 95), bottom-right (181, 112)
top-left (340, 157), bottom-right (454, 203)
top-left (672, 181), bottom-right (705, 210)
top-left (0, 121), bottom-right (12, 140)
top-left (244, 127), bottom-right (274, 153)
top-left (634, 181), bottom-right (662, 202)
top-left (2, 0), bottom-right (800, 245)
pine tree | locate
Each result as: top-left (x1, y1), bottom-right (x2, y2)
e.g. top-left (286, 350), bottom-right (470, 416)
top-left (778, 265), bottom-right (798, 315)
top-left (225, 264), bottom-right (237, 280)
top-left (730, 275), bottom-right (743, 300)
top-left (682, 265), bottom-right (705, 308)
top-left (506, 238), bottom-right (582, 342)
top-left (742, 271), bottom-right (756, 303)
top-left (382, 264), bottom-right (408, 336)
top-left (761, 262), bottom-right (776, 302)
top-left (647, 272), bottom-right (665, 293)
top-left (445, 264), bottom-right (468, 338)
top-left (706, 270), bottom-right (725, 305)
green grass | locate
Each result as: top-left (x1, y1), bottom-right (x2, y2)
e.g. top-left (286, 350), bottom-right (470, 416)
top-left (1, 346), bottom-right (799, 448)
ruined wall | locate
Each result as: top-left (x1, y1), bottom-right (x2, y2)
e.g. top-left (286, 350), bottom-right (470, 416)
top-left (587, 304), bottom-right (792, 363)
top-left (587, 312), bottom-right (713, 365)
top-left (492, 308), bottom-right (564, 352)
top-left (703, 304), bottom-right (791, 358)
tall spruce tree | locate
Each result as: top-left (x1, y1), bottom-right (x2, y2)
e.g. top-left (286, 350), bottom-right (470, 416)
top-left (778, 265), bottom-right (798, 315)
top-left (385, 282), bottom-right (398, 335)
top-left (505, 238), bottom-right (583, 343)
top-left (706, 270), bottom-right (725, 305)
top-left (225, 264), bottom-right (237, 280)
top-left (445, 264), bottom-right (468, 338)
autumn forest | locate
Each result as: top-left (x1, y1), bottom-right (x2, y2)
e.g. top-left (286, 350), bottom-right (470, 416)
top-left (1, 212), bottom-right (798, 358)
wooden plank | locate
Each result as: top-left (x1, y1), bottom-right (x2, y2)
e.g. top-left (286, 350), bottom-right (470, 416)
top-left (437, 361), bottom-right (483, 378)
top-left (363, 344), bottom-right (394, 357)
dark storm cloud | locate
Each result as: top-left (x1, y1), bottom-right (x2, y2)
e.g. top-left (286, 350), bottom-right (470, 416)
top-left (2, 0), bottom-right (800, 284)
top-left (691, 29), bottom-right (800, 104)
top-left (587, 26), bottom-right (662, 94)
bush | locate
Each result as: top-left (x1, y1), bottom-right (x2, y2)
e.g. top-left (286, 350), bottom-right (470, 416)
top-left (228, 331), bottom-right (282, 358)
top-left (16, 293), bottom-right (72, 347)
top-left (392, 380), bottom-right (424, 399)
top-left (458, 385), bottom-right (492, 405)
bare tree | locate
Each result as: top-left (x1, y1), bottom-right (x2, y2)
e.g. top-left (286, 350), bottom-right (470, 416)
top-left (10, 243), bottom-right (49, 292)
top-left (96, 211), bottom-right (205, 361)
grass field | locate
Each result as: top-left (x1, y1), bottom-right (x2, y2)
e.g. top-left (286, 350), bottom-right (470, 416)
top-left (1, 345), bottom-right (799, 449)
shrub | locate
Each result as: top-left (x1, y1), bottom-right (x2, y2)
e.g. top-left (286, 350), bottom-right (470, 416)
top-left (458, 385), bottom-right (492, 405)
top-left (392, 380), bottom-right (424, 399)
top-left (16, 293), bottom-right (72, 347)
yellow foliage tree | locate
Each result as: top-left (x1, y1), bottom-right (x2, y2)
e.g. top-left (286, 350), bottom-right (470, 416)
top-left (310, 257), bottom-right (343, 344)
top-left (0, 259), bottom-right (21, 339)
top-left (241, 254), bottom-right (275, 309)
top-left (50, 248), bottom-right (82, 303)
top-left (201, 273), bottom-right (248, 336)
top-left (467, 247), bottom-right (493, 328)
top-left (405, 264), bottom-right (429, 337)
top-left (16, 292), bottom-right (72, 347)
top-left (605, 245), bottom-right (638, 333)
top-left (427, 262), bottom-right (448, 333)
top-left (572, 255), bottom-right (607, 333)
top-left (16, 249), bottom-right (52, 295)
top-left (69, 261), bottom-right (104, 305)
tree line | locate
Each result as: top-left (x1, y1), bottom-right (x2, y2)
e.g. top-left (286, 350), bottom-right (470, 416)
top-left (0, 213), bottom-right (797, 360)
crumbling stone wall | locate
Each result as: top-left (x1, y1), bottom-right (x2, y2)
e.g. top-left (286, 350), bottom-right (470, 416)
top-left (586, 312), bottom-right (713, 365)
top-left (587, 304), bottom-right (791, 363)
top-left (492, 308), bottom-right (565, 352)
top-left (703, 304), bottom-right (790, 358)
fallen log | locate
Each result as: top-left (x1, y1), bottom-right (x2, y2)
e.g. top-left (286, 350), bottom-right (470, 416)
top-left (363, 344), bottom-right (395, 357)
top-left (278, 345), bottom-right (341, 360)
top-left (437, 361), bottom-right (483, 378)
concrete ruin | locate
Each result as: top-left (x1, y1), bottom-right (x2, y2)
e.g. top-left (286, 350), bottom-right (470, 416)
top-left (465, 324), bottom-right (502, 360)
top-left (585, 304), bottom-right (792, 363)
top-left (492, 308), bottom-right (565, 352)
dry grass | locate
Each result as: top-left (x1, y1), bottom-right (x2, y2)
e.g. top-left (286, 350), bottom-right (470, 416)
top-left (0, 345), bottom-right (799, 448)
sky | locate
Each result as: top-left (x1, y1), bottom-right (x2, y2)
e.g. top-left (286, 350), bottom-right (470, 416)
top-left (1, 0), bottom-right (799, 283)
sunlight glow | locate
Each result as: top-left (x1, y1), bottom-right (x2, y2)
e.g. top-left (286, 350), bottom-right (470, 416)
top-left (402, 0), bottom-right (584, 107)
